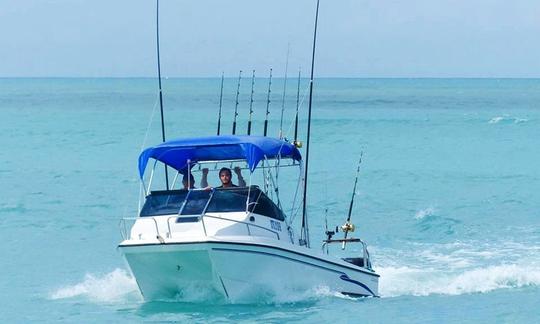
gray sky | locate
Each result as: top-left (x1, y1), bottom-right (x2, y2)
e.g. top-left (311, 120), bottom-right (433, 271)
top-left (1, 0), bottom-right (540, 77)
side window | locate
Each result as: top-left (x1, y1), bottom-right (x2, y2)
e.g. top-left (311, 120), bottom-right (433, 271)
top-left (250, 193), bottom-right (285, 221)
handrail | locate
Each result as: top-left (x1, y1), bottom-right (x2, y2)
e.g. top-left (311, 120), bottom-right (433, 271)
top-left (322, 237), bottom-right (370, 269)
top-left (120, 217), bottom-right (160, 240)
top-left (164, 213), bottom-right (280, 240)
top-left (203, 214), bottom-right (280, 240)
top-left (124, 206), bottom-right (281, 242)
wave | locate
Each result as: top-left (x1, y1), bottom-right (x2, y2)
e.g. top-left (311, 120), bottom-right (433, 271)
top-left (0, 203), bottom-right (28, 214)
top-left (488, 115), bottom-right (529, 124)
top-left (48, 268), bottom-right (361, 305)
top-left (51, 239), bottom-right (540, 303)
top-left (378, 263), bottom-right (540, 297)
top-left (49, 268), bottom-right (141, 303)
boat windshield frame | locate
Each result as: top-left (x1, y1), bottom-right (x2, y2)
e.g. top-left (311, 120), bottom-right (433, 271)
top-left (140, 185), bottom-right (286, 221)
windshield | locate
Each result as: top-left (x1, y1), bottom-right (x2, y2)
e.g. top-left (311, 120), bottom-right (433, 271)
top-left (139, 190), bottom-right (189, 217)
top-left (140, 186), bottom-right (285, 221)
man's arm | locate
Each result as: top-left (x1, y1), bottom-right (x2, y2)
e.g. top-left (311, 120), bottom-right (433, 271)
top-left (234, 166), bottom-right (246, 187)
top-left (200, 168), bottom-right (209, 188)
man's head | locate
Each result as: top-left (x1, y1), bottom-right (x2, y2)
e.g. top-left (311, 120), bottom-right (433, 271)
top-left (219, 167), bottom-right (232, 187)
top-left (182, 173), bottom-right (195, 189)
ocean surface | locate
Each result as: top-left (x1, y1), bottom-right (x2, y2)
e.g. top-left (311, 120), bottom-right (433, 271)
top-left (1, 78), bottom-right (539, 323)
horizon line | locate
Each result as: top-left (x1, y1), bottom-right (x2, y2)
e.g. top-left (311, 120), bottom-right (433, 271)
top-left (3, 76), bottom-right (540, 79)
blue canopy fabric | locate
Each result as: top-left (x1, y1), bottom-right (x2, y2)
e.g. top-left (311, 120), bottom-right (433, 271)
top-left (138, 135), bottom-right (302, 178)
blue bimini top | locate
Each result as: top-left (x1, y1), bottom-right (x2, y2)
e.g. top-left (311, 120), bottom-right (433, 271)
top-left (138, 135), bottom-right (302, 178)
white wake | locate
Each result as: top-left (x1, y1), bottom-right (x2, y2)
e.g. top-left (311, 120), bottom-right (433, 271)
top-left (50, 268), bottom-right (141, 303)
top-left (379, 263), bottom-right (540, 297)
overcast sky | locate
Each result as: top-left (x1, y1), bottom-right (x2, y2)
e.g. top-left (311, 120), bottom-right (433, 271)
top-left (1, 0), bottom-right (540, 77)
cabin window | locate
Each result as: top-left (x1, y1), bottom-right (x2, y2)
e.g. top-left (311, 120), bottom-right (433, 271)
top-left (140, 190), bottom-right (188, 217)
top-left (206, 187), bottom-right (285, 221)
top-left (180, 190), bottom-right (212, 215)
top-left (205, 188), bottom-right (251, 213)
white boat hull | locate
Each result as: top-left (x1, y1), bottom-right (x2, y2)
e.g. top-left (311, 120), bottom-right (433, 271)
top-left (119, 239), bottom-right (379, 302)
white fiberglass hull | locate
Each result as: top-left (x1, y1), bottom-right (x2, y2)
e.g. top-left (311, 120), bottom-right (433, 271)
top-left (119, 239), bottom-right (379, 302)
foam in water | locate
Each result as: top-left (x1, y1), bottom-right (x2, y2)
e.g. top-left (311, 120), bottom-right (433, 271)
top-left (378, 263), bottom-right (540, 297)
top-left (488, 115), bottom-right (529, 124)
top-left (414, 207), bottom-right (436, 220)
top-left (50, 268), bottom-right (141, 303)
top-left (49, 269), bottom-right (351, 305)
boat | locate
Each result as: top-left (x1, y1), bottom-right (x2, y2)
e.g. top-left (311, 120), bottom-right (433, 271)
top-left (119, 135), bottom-right (379, 301)
top-left (118, 0), bottom-right (379, 302)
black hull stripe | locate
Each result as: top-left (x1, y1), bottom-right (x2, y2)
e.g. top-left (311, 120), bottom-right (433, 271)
top-left (341, 292), bottom-right (372, 298)
top-left (119, 240), bottom-right (380, 278)
top-left (339, 274), bottom-right (376, 297)
top-left (213, 247), bottom-right (376, 297)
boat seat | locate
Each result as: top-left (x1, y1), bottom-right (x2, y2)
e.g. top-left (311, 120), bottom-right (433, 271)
top-left (342, 257), bottom-right (365, 267)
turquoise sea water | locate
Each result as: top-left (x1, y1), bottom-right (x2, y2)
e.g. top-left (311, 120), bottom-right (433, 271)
top-left (1, 78), bottom-right (539, 322)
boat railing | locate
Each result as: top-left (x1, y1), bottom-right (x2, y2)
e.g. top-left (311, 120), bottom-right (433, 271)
top-left (119, 217), bottom-right (160, 241)
top-left (121, 212), bottom-right (280, 241)
top-left (166, 213), bottom-right (280, 240)
top-left (322, 238), bottom-right (370, 269)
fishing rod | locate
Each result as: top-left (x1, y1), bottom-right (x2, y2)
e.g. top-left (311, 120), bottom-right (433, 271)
top-left (155, 0), bottom-right (169, 190)
top-left (263, 68), bottom-right (272, 136)
top-left (279, 44), bottom-right (290, 139)
top-left (294, 68), bottom-right (301, 145)
top-left (232, 70), bottom-right (242, 135)
top-left (217, 72), bottom-right (224, 135)
top-left (342, 153), bottom-right (363, 250)
top-left (301, 0), bottom-right (320, 248)
top-left (247, 70), bottom-right (255, 135)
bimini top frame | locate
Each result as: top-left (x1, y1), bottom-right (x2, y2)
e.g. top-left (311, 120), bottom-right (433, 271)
top-left (138, 135), bottom-right (302, 178)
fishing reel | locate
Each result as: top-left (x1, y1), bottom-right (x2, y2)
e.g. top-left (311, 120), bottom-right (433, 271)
top-left (325, 226), bottom-right (338, 241)
top-left (341, 221), bottom-right (355, 234)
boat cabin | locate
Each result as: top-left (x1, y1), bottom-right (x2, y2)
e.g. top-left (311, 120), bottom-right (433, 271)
top-left (122, 135), bottom-right (302, 243)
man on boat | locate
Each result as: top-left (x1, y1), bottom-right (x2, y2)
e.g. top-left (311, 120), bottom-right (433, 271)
top-left (201, 167), bottom-right (246, 188)
top-left (182, 173), bottom-right (195, 190)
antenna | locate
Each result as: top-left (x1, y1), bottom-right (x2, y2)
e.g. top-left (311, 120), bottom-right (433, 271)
top-left (300, 0), bottom-right (321, 248)
top-left (156, 0), bottom-right (169, 190)
top-left (294, 68), bottom-right (301, 144)
top-left (342, 154), bottom-right (363, 249)
top-left (232, 70), bottom-right (242, 135)
top-left (263, 68), bottom-right (272, 136)
top-left (279, 44), bottom-right (290, 139)
top-left (247, 70), bottom-right (255, 135)
top-left (217, 72), bottom-right (224, 135)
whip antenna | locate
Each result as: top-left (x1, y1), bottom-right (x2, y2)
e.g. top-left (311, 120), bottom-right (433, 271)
top-left (217, 72), bottom-right (224, 135)
top-left (279, 44), bottom-right (290, 139)
top-left (263, 68), bottom-right (272, 136)
top-left (342, 153), bottom-right (363, 249)
top-left (155, 0), bottom-right (169, 190)
top-left (232, 70), bottom-right (242, 135)
top-left (247, 70), bottom-right (255, 135)
top-left (301, 0), bottom-right (321, 248)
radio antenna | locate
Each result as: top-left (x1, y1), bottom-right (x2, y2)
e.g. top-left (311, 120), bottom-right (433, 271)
top-left (155, 0), bottom-right (169, 190)
top-left (301, 0), bottom-right (321, 248)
